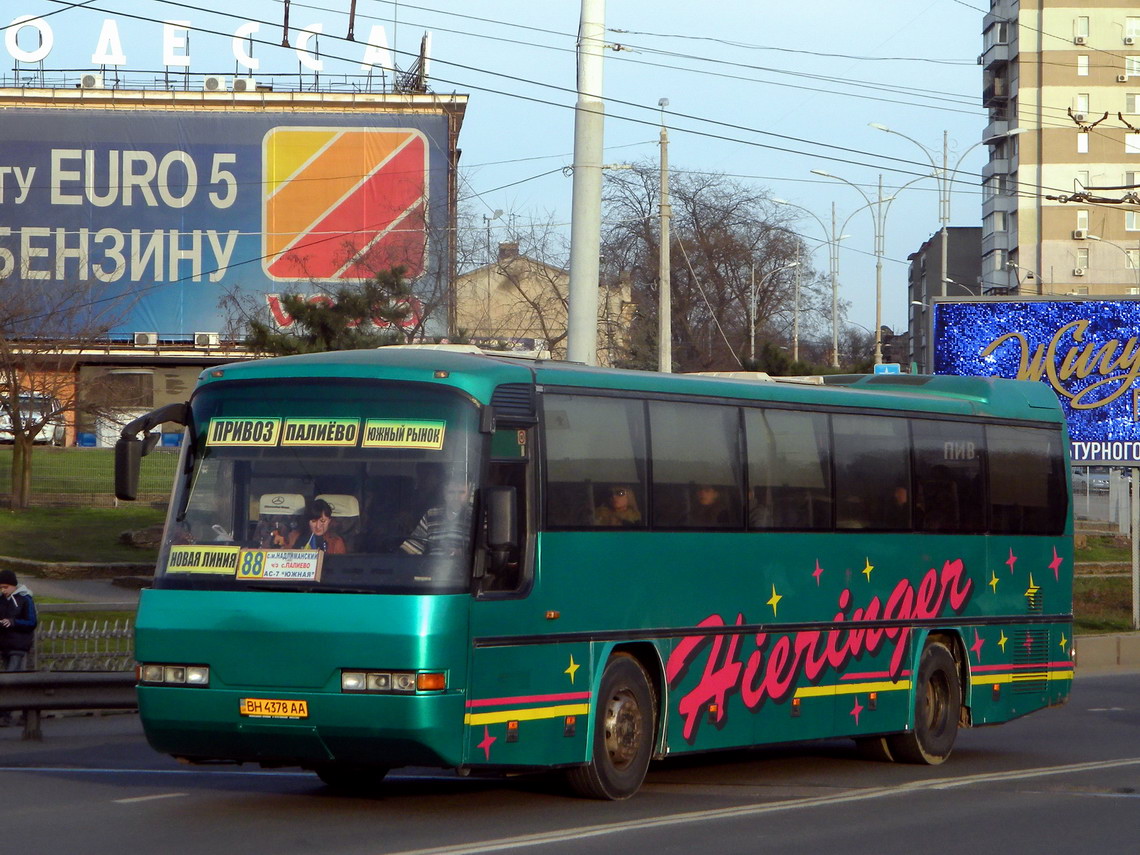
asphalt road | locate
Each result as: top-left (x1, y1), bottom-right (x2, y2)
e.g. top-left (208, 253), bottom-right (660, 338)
top-left (2, 670), bottom-right (1137, 854)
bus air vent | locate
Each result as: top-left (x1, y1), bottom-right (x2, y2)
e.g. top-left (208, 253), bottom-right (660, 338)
top-left (1012, 630), bottom-right (1049, 694)
top-left (491, 383), bottom-right (538, 425)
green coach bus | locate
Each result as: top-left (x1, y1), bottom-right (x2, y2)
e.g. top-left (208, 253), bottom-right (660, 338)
top-left (115, 346), bottom-right (1074, 799)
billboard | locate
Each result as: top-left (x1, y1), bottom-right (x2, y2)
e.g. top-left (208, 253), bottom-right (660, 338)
top-left (0, 104), bottom-right (452, 336)
top-left (933, 298), bottom-right (1140, 464)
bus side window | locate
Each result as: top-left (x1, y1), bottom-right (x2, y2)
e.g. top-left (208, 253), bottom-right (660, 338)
top-left (547, 482), bottom-right (594, 527)
top-left (745, 408), bottom-right (831, 532)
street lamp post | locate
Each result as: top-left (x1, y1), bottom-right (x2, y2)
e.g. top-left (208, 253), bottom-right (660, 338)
top-left (1085, 234), bottom-right (1140, 289)
top-left (869, 124), bottom-right (999, 298)
top-left (749, 261), bottom-right (799, 364)
top-left (811, 170), bottom-right (892, 364)
top-left (774, 198), bottom-right (844, 368)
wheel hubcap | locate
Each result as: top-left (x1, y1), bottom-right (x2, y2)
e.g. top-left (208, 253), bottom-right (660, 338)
top-left (603, 688), bottom-right (642, 770)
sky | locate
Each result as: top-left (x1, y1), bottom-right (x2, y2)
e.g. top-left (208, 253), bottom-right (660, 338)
top-left (3, 0), bottom-right (988, 339)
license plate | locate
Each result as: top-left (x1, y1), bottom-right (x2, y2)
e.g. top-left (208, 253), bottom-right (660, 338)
top-left (239, 698), bottom-right (309, 719)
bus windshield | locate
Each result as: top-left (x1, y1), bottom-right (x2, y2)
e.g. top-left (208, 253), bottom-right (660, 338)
top-left (156, 379), bottom-right (482, 595)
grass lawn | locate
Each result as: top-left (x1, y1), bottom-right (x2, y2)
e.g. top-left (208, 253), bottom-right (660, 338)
top-left (1075, 534), bottom-right (1131, 564)
top-left (0, 446), bottom-right (178, 498)
top-left (1074, 576), bottom-right (1135, 634)
top-left (0, 505), bottom-right (165, 563)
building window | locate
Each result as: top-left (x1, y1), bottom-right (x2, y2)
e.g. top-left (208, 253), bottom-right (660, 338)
top-left (1077, 210), bottom-right (1089, 230)
top-left (1075, 93), bottom-right (1090, 115)
top-left (1078, 133), bottom-right (1089, 154)
top-left (1075, 248), bottom-right (1089, 268)
top-left (1075, 170), bottom-right (1090, 190)
top-left (1128, 134), bottom-right (1140, 154)
top-left (1129, 94), bottom-right (1140, 114)
top-left (1077, 55), bottom-right (1089, 76)
top-left (1128, 249), bottom-right (1139, 269)
top-left (1075, 16), bottom-right (1090, 40)
top-left (1128, 171), bottom-right (1140, 188)
top-left (1128, 17), bottom-right (1140, 41)
top-left (1127, 210), bottom-right (1140, 231)
top-left (1128, 57), bottom-right (1140, 76)
top-left (1070, 286), bottom-right (1089, 295)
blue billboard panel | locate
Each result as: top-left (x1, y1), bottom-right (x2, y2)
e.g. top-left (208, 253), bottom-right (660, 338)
top-left (0, 106), bottom-right (451, 336)
top-left (933, 299), bottom-right (1140, 463)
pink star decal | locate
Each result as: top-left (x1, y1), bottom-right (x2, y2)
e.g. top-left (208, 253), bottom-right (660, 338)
top-left (812, 560), bottom-right (825, 586)
top-left (1023, 634), bottom-right (1035, 653)
top-left (1006, 548), bottom-right (1017, 574)
top-left (1049, 547), bottom-right (1063, 581)
top-left (850, 696), bottom-right (864, 726)
top-left (970, 629), bottom-right (985, 662)
top-left (477, 726), bottom-right (497, 761)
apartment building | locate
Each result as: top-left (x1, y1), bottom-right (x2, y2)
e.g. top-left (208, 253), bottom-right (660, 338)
top-left (982, 1), bottom-right (1140, 296)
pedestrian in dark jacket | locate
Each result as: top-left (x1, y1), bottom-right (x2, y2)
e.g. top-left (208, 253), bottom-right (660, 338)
top-left (0, 567), bottom-right (37, 728)
top-left (0, 568), bottom-right (37, 671)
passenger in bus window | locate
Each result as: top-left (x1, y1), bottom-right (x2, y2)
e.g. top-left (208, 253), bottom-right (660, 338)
top-left (400, 481), bottom-right (472, 555)
top-left (885, 485), bottom-right (911, 529)
top-left (595, 485), bottom-right (642, 527)
top-left (690, 484), bottom-right (730, 527)
top-left (297, 498), bottom-right (347, 553)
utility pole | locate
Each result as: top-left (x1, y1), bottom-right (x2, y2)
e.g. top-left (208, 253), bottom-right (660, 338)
top-left (830, 201), bottom-right (840, 368)
top-left (658, 100), bottom-right (671, 373)
top-left (793, 246), bottom-right (801, 363)
top-left (940, 130), bottom-right (949, 298)
top-left (567, 0), bottom-right (605, 365)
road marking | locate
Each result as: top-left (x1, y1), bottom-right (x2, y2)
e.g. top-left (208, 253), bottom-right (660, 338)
top-left (379, 757), bottom-right (1140, 855)
top-left (113, 792), bottom-right (187, 804)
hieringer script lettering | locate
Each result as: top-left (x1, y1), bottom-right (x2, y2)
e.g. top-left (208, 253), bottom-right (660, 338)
top-left (665, 559), bottom-right (973, 743)
top-left (981, 320), bottom-right (1140, 410)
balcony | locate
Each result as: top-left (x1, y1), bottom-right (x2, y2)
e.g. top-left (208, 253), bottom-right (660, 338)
top-left (983, 76), bottom-right (1011, 107)
top-left (982, 43), bottom-right (1011, 69)
top-left (982, 157), bottom-right (1010, 178)
top-left (982, 230), bottom-right (1011, 255)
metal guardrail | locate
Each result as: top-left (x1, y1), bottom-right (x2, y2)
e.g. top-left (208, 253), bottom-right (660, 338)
top-left (0, 671), bottom-right (138, 741)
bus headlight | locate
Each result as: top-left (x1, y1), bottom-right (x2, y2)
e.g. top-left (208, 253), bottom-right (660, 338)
top-left (341, 672), bottom-right (367, 692)
top-left (138, 663), bottom-right (209, 687)
top-left (339, 669), bottom-right (446, 694)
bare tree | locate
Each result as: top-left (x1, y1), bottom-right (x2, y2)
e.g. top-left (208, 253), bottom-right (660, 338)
top-left (0, 277), bottom-right (135, 508)
top-left (600, 164), bottom-right (832, 372)
top-left (454, 215), bottom-right (572, 355)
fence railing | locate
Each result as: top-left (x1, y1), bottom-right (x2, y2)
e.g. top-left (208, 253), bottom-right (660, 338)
top-left (31, 604), bottom-right (137, 673)
top-left (0, 446), bottom-right (177, 507)
top-left (33, 617), bottom-right (135, 672)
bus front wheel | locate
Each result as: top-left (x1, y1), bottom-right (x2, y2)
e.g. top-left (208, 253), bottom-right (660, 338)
top-left (887, 640), bottom-right (961, 765)
top-left (567, 653), bottom-right (655, 800)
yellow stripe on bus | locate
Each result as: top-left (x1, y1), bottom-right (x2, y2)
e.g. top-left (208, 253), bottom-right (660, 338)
top-left (971, 670), bottom-right (1073, 685)
top-left (794, 680), bottom-right (912, 699)
top-left (464, 703), bottom-right (591, 726)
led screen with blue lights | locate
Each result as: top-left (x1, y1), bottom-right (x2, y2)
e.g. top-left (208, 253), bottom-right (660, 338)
top-left (933, 299), bottom-right (1140, 463)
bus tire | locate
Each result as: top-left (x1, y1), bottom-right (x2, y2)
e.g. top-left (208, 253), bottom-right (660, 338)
top-left (887, 640), bottom-right (961, 765)
top-left (566, 653), bottom-right (655, 800)
top-left (314, 763), bottom-right (389, 792)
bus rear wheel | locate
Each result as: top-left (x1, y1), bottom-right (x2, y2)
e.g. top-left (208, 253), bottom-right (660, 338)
top-left (887, 640), bottom-right (961, 765)
top-left (567, 653), bottom-right (655, 800)
top-left (314, 763), bottom-right (389, 792)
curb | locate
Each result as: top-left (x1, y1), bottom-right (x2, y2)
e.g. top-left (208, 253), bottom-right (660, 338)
top-left (0, 555), bottom-right (153, 581)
